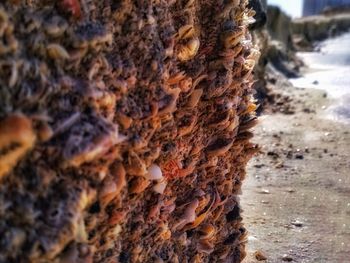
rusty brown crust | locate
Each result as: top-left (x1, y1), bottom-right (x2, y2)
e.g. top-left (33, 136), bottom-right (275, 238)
top-left (0, 0), bottom-right (259, 262)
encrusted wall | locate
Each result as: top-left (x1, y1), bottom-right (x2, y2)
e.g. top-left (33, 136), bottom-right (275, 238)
top-left (0, 1), bottom-right (259, 262)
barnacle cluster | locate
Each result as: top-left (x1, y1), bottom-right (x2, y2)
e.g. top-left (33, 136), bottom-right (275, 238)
top-left (0, 0), bottom-right (259, 262)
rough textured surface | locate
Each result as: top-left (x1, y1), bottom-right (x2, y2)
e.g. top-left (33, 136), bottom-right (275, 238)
top-left (0, 1), bottom-right (258, 262)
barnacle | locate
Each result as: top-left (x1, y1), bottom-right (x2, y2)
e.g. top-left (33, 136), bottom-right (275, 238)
top-left (62, 116), bottom-right (125, 167)
top-left (248, 47), bottom-right (261, 62)
top-left (153, 179), bottom-right (167, 194)
top-left (158, 88), bottom-right (181, 115)
top-left (244, 102), bottom-right (258, 115)
top-left (222, 28), bottom-right (245, 49)
top-left (167, 71), bottom-right (186, 85)
top-left (0, 9), bottom-right (9, 35)
top-left (206, 137), bottom-right (234, 156)
top-left (178, 77), bottom-right (193, 93)
top-left (37, 121), bottom-right (54, 142)
top-left (227, 114), bottom-right (240, 131)
top-left (72, 22), bottom-right (113, 49)
top-left (0, 8), bottom-right (18, 55)
top-left (208, 110), bottom-right (231, 128)
top-left (206, 69), bottom-right (233, 98)
top-left (47, 44), bottom-right (70, 60)
top-left (176, 25), bottom-right (195, 40)
top-left (99, 163), bottom-right (126, 208)
top-left (219, 0), bottom-right (241, 19)
top-left (244, 58), bottom-right (256, 71)
top-left (0, 60), bottom-right (19, 88)
top-left (129, 177), bottom-right (150, 194)
top-left (125, 151), bottom-right (147, 176)
top-left (0, 114), bottom-right (36, 179)
top-left (177, 37), bottom-right (200, 61)
top-left (241, 12), bottom-right (256, 26)
top-left (185, 0), bottom-right (196, 9)
top-left (239, 117), bottom-right (258, 133)
top-left (44, 16), bottom-right (68, 38)
top-left (199, 224), bottom-right (217, 240)
top-left (177, 111), bottom-right (197, 137)
top-left (187, 88), bottom-right (203, 108)
top-left (116, 112), bottom-right (133, 129)
top-left (173, 199), bottom-right (199, 230)
top-left (197, 239), bottom-right (215, 254)
top-left (220, 45), bottom-right (243, 62)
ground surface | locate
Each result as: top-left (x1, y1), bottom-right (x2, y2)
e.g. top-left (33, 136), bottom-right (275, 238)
top-left (242, 80), bottom-right (350, 263)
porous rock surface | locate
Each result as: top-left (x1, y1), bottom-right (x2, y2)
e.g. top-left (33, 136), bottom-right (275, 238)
top-left (0, 1), bottom-right (258, 262)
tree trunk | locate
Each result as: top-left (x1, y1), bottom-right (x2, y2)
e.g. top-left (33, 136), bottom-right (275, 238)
top-left (0, 0), bottom-right (258, 262)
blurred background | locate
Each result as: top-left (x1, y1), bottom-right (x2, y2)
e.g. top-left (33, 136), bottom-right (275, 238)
top-left (270, 0), bottom-right (350, 17)
top-left (268, 0), bottom-right (303, 17)
top-left (242, 0), bottom-right (350, 262)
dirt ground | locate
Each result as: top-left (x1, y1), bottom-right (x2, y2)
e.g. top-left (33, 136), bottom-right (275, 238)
top-left (242, 80), bottom-right (350, 262)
